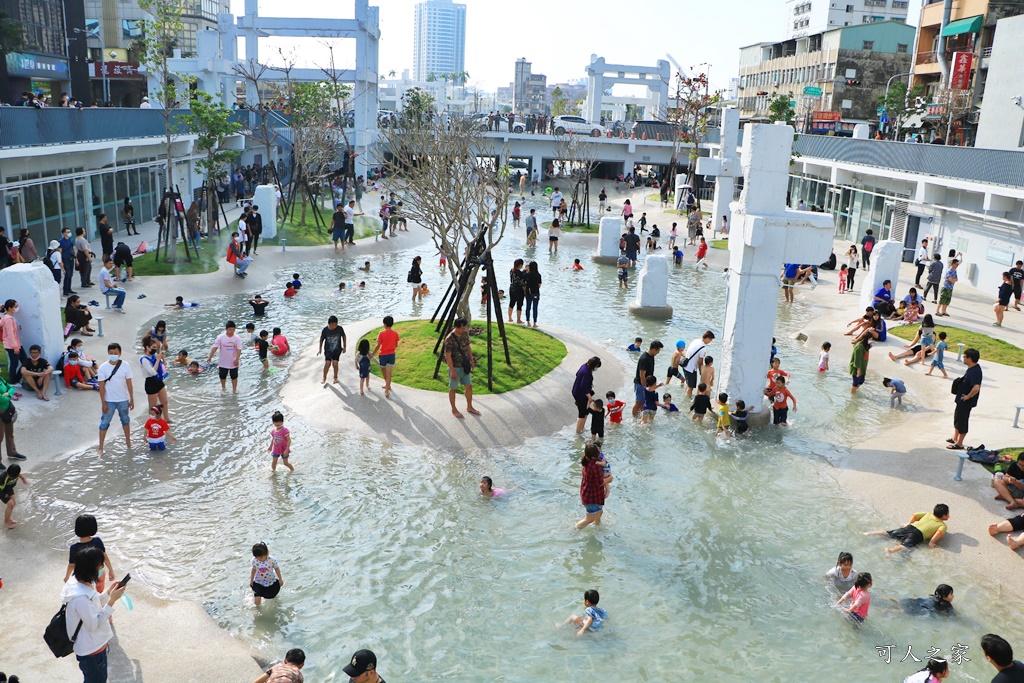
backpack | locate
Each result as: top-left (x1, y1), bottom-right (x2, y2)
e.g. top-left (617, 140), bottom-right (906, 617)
top-left (43, 601), bottom-right (83, 658)
top-left (864, 239), bottom-right (874, 252)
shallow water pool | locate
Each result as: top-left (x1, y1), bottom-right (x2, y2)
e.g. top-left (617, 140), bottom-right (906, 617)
top-left (28, 231), bottom-right (1016, 681)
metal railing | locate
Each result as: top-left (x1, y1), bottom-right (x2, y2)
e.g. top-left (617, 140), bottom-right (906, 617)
top-left (793, 134), bottom-right (1024, 189)
top-left (0, 108), bottom-right (279, 149)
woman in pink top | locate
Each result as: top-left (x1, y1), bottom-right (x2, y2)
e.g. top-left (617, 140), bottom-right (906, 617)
top-left (621, 199), bottom-right (633, 222)
top-left (837, 572), bottom-right (872, 623)
top-left (1, 299), bottom-right (25, 384)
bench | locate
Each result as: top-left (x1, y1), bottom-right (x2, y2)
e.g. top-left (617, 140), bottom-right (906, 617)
top-left (104, 293), bottom-right (114, 309)
top-left (51, 370), bottom-right (63, 396)
top-left (95, 316), bottom-right (104, 338)
top-left (1014, 404), bottom-right (1024, 428)
top-left (956, 343), bottom-right (967, 362)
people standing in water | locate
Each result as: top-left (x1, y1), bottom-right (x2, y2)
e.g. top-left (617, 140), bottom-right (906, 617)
top-left (208, 321), bottom-right (243, 392)
top-left (249, 541), bottom-right (285, 606)
top-left (268, 411), bottom-right (293, 472)
top-left (318, 316), bottom-right (347, 385)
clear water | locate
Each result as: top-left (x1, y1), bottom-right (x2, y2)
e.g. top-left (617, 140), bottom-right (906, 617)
top-left (28, 217), bottom-right (1016, 681)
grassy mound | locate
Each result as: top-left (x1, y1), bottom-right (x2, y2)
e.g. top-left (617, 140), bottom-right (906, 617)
top-left (358, 319), bottom-right (567, 395)
top-left (889, 324), bottom-right (1024, 368)
top-left (263, 215), bottom-right (377, 246)
top-left (710, 239), bottom-right (729, 250)
top-left (132, 240), bottom-right (223, 276)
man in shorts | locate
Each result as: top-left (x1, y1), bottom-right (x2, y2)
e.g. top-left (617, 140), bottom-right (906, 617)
top-left (865, 503), bottom-right (949, 556)
top-left (444, 317), bottom-right (480, 419)
top-left (208, 320), bottom-right (244, 392)
top-left (97, 342), bottom-right (134, 456)
top-left (682, 331), bottom-right (715, 397)
top-left (1010, 260), bottom-right (1024, 311)
top-left (330, 202), bottom-right (347, 253)
top-left (371, 315), bottom-right (400, 398)
top-left (631, 340), bottom-right (663, 417)
top-left (318, 315), bottom-right (347, 385)
top-left (616, 249), bottom-right (630, 289)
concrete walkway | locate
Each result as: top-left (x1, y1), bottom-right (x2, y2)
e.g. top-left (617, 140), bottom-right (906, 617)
top-left (281, 317), bottom-right (628, 450)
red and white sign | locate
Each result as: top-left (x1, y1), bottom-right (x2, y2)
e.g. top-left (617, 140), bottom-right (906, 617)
top-left (948, 51), bottom-right (973, 90)
top-left (92, 61), bottom-right (144, 79)
top-left (811, 111), bottom-right (841, 121)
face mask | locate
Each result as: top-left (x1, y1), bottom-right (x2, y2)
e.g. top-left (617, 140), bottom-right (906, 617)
top-left (234, 236), bottom-right (241, 242)
top-left (109, 355), bottom-right (121, 363)
top-left (69, 360), bottom-right (79, 365)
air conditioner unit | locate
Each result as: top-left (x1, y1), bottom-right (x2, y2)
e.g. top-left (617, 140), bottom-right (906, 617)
top-left (967, 111), bottom-right (980, 124)
top-left (964, 262), bottom-right (977, 281)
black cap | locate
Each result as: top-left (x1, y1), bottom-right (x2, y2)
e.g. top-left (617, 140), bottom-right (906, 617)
top-left (343, 649), bottom-right (376, 677)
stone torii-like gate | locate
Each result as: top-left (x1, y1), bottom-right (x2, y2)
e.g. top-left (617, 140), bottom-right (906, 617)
top-left (583, 55), bottom-right (671, 124)
top-left (709, 123), bottom-right (835, 417)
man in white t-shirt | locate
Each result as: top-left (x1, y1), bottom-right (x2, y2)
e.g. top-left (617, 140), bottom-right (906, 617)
top-left (344, 200), bottom-right (359, 244)
top-left (97, 342), bottom-right (135, 456)
top-left (208, 320), bottom-right (244, 392)
top-left (682, 330), bottom-right (716, 397)
top-left (549, 190), bottom-right (562, 220)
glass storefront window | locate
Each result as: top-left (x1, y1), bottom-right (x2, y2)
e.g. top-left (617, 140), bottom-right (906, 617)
top-left (23, 186), bottom-right (45, 243)
top-left (59, 179), bottom-right (76, 230)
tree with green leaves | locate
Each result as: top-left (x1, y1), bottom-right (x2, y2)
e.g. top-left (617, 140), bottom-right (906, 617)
top-left (877, 81), bottom-right (926, 140)
top-left (285, 81), bottom-right (343, 229)
top-left (137, 0), bottom-right (195, 262)
top-left (402, 87), bottom-right (435, 127)
top-left (179, 91), bottom-right (242, 232)
top-left (0, 11), bottom-right (26, 104)
top-left (767, 93), bottom-right (796, 125)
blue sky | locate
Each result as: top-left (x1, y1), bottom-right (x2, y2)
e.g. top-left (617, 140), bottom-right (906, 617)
top-left (231, 0), bottom-right (923, 92)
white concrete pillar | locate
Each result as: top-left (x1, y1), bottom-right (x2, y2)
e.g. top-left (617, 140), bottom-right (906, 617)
top-left (593, 216), bottom-right (623, 264)
top-left (252, 185), bottom-right (278, 239)
top-left (858, 240), bottom-right (903, 311)
top-left (0, 263), bottom-right (65, 366)
top-left (629, 254), bottom-right (673, 318)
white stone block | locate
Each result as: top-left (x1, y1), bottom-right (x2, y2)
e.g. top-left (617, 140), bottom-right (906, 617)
top-left (858, 240), bottom-right (903, 311)
top-left (629, 254), bottom-right (672, 318)
top-left (0, 263), bottom-right (66, 366)
top-left (853, 124), bottom-right (871, 139)
top-left (593, 216), bottom-right (622, 264)
top-left (253, 185), bottom-right (278, 239)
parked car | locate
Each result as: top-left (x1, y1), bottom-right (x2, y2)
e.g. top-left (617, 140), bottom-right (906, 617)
top-left (551, 115), bottom-right (605, 137)
top-left (630, 120), bottom-right (680, 140)
top-left (468, 113), bottom-right (526, 133)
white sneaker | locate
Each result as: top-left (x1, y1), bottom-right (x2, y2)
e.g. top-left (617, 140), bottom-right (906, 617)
top-left (114, 307), bottom-right (126, 314)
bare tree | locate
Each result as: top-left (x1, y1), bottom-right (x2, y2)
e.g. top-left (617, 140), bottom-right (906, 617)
top-left (667, 70), bottom-right (721, 211)
top-left (233, 59), bottom-right (285, 187)
top-left (552, 132), bottom-right (600, 228)
top-left (376, 117), bottom-right (511, 322)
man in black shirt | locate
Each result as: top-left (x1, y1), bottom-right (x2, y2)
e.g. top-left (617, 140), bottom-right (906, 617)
top-left (981, 634), bottom-right (1024, 683)
top-left (623, 227), bottom-right (641, 267)
top-left (249, 204), bottom-right (263, 255)
top-left (1009, 260), bottom-right (1024, 311)
top-left (948, 347), bottom-right (982, 450)
top-left (98, 214), bottom-right (114, 261)
top-left (632, 340), bottom-right (664, 417)
top-left (343, 649), bottom-right (386, 683)
top-left (317, 315), bottom-right (347, 385)
top-left (247, 295), bottom-right (269, 316)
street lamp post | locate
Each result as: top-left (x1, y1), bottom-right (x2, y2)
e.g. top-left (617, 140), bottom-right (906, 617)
top-left (74, 27), bottom-right (109, 105)
top-left (883, 71), bottom-right (913, 139)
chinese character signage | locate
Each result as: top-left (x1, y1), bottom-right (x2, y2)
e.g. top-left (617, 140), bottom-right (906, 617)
top-left (810, 121), bottom-right (857, 135)
top-left (949, 51), bottom-right (973, 90)
top-left (811, 111), bottom-right (841, 122)
top-left (92, 61), bottom-right (145, 79)
top-left (927, 103), bottom-right (947, 117)
top-left (5, 52), bottom-right (70, 79)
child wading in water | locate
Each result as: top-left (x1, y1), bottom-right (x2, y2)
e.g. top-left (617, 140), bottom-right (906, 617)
top-left (836, 572), bottom-right (872, 623)
top-left (249, 542), bottom-right (284, 606)
top-left (268, 411), bottom-right (293, 472)
top-left (143, 404), bottom-right (176, 451)
top-left (715, 392), bottom-right (731, 439)
top-left (824, 551), bottom-right (858, 594)
top-left (479, 476), bottom-right (506, 498)
top-left (818, 342), bottom-right (831, 372)
top-left (64, 514), bottom-right (116, 591)
top-left (356, 339), bottom-right (372, 395)
top-left (560, 589), bottom-right (607, 637)
top-left (1, 464), bottom-right (27, 529)
top-left (730, 400), bottom-right (748, 435)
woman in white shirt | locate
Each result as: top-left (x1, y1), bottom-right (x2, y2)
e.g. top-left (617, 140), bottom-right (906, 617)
top-left (61, 546), bottom-right (125, 682)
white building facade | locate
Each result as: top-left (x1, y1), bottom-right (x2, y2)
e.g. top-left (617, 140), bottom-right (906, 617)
top-left (413, 0), bottom-right (466, 82)
top-left (786, 0), bottom-right (910, 40)
top-left (973, 13), bottom-right (1024, 151)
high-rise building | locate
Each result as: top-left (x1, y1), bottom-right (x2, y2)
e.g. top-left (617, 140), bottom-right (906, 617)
top-left (413, 0), bottom-right (467, 83)
top-left (786, 0), bottom-right (910, 40)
